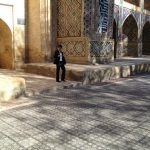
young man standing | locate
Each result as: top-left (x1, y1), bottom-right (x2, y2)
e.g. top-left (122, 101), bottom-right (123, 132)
top-left (54, 45), bottom-right (66, 82)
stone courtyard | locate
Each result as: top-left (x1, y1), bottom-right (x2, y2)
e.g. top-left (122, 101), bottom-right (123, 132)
top-left (0, 0), bottom-right (150, 149)
top-left (0, 73), bottom-right (149, 150)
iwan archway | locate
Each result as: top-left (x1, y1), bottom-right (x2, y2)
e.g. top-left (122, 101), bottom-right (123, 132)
top-left (122, 15), bottom-right (138, 57)
top-left (142, 22), bottom-right (150, 55)
top-left (0, 19), bottom-right (13, 69)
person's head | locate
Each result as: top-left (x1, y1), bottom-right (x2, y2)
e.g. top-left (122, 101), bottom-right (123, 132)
top-left (57, 44), bottom-right (62, 51)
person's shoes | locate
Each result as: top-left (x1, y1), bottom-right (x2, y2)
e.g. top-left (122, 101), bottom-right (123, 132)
top-left (56, 80), bottom-right (60, 82)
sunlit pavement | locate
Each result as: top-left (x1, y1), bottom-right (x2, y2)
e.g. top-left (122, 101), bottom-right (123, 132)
top-left (0, 74), bottom-right (150, 150)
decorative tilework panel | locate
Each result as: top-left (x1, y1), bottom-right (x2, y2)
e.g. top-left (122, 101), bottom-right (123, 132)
top-left (84, 0), bottom-right (92, 36)
top-left (90, 40), bottom-right (114, 63)
top-left (132, 11), bottom-right (140, 23)
top-left (57, 37), bottom-right (87, 57)
top-left (107, 0), bottom-right (114, 37)
top-left (98, 0), bottom-right (109, 33)
top-left (57, 0), bottom-right (82, 38)
top-left (144, 15), bottom-right (150, 24)
top-left (123, 7), bottom-right (131, 23)
top-left (114, 5), bottom-right (119, 23)
top-left (123, 7), bottom-right (139, 25)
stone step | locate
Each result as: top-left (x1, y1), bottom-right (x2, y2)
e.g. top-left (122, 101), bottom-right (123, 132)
top-left (22, 61), bottom-right (150, 84)
top-left (22, 63), bottom-right (84, 82)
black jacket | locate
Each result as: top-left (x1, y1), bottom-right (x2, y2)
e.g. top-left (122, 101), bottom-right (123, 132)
top-left (53, 50), bottom-right (66, 65)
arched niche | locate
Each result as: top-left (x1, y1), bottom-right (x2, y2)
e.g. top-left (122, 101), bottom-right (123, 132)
top-left (0, 19), bottom-right (13, 69)
top-left (122, 14), bottom-right (138, 56)
top-left (142, 21), bottom-right (150, 55)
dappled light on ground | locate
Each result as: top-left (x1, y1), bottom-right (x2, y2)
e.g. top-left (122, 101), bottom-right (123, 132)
top-left (0, 75), bottom-right (149, 149)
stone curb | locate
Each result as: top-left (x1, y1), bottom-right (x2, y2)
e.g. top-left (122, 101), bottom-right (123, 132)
top-left (24, 62), bottom-right (150, 97)
top-left (83, 62), bottom-right (150, 84)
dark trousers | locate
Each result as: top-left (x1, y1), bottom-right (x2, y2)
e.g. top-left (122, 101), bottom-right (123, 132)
top-left (56, 63), bottom-right (66, 81)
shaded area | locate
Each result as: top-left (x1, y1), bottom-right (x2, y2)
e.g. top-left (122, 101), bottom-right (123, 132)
top-left (123, 15), bottom-right (138, 57)
top-left (113, 19), bottom-right (118, 59)
top-left (143, 22), bottom-right (150, 55)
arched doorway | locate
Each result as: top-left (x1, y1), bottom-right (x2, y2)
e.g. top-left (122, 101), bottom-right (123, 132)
top-left (0, 19), bottom-right (13, 69)
top-left (122, 15), bottom-right (138, 57)
top-left (113, 19), bottom-right (117, 58)
top-left (142, 22), bottom-right (150, 55)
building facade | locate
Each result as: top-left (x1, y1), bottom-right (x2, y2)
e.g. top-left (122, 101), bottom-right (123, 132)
top-left (114, 0), bottom-right (150, 58)
top-left (25, 0), bottom-right (115, 65)
top-left (0, 0), bottom-right (150, 70)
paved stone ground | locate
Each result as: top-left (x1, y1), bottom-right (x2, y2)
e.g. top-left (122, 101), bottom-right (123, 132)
top-left (0, 69), bottom-right (78, 95)
top-left (0, 74), bottom-right (150, 150)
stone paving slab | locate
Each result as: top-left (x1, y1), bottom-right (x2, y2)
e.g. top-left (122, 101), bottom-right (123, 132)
top-left (0, 69), bottom-right (81, 111)
top-left (0, 74), bottom-right (149, 150)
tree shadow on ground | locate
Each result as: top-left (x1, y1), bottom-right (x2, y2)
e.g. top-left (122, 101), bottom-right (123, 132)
top-left (1, 75), bottom-right (150, 149)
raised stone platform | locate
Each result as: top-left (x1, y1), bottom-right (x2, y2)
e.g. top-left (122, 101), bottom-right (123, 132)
top-left (0, 75), bottom-right (26, 101)
top-left (22, 56), bottom-right (150, 84)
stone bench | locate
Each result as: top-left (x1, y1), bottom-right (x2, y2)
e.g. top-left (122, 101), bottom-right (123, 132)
top-left (0, 75), bottom-right (26, 101)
